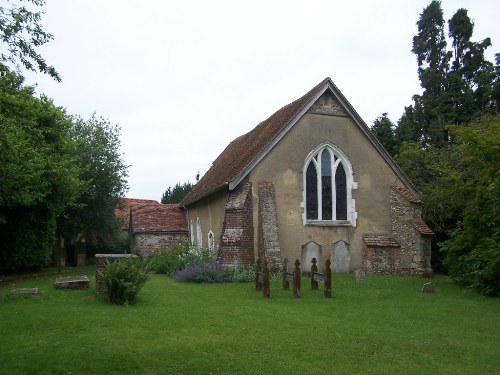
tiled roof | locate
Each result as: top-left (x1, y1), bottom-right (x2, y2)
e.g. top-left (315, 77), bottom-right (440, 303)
top-left (392, 186), bottom-right (423, 204)
top-left (115, 198), bottom-right (160, 217)
top-left (182, 77), bottom-right (419, 206)
top-left (413, 219), bottom-right (434, 235)
top-left (181, 78), bottom-right (330, 206)
top-left (363, 234), bottom-right (400, 248)
top-left (130, 204), bottom-right (188, 233)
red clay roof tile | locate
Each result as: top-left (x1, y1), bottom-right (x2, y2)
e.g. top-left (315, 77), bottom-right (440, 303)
top-left (392, 186), bottom-right (423, 204)
top-left (131, 204), bottom-right (187, 233)
top-left (413, 219), bottom-right (434, 235)
top-left (181, 78), bottom-right (330, 206)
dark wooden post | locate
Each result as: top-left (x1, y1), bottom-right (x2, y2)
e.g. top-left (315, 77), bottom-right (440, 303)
top-left (262, 261), bottom-right (270, 298)
top-left (311, 257), bottom-right (319, 290)
top-left (324, 259), bottom-right (332, 298)
top-left (282, 258), bottom-right (289, 290)
top-left (293, 259), bottom-right (301, 298)
top-left (255, 258), bottom-right (262, 291)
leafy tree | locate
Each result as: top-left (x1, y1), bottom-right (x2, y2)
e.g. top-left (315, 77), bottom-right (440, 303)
top-left (0, 0), bottom-right (60, 80)
top-left (0, 72), bottom-right (80, 272)
top-left (58, 115), bottom-right (129, 253)
top-left (161, 182), bottom-right (193, 204)
top-left (440, 116), bottom-right (500, 295)
top-left (371, 113), bottom-right (397, 155)
top-left (395, 1), bottom-right (499, 148)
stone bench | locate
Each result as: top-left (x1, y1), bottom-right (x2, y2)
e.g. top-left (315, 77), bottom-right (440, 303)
top-left (55, 276), bottom-right (89, 289)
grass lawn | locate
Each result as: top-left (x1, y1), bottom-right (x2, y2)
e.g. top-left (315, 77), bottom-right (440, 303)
top-left (0, 266), bottom-right (499, 375)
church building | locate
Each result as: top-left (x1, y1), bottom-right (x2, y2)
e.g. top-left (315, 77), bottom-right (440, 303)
top-left (180, 77), bottom-right (432, 275)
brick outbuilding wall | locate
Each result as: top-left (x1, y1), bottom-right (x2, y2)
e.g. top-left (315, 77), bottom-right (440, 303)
top-left (133, 232), bottom-right (188, 258)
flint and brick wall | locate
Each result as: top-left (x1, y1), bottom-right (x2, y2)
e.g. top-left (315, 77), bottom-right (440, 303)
top-left (363, 244), bottom-right (401, 275)
top-left (133, 232), bottom-right (189, 258)
top-left (217, 183), bottom-right (254, 266)
top-left (390, 187), bottom-right (432, 275)
top-left (258, 182), bottom-right (282, 270)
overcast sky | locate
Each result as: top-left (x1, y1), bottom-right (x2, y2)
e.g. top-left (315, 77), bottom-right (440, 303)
top-left (23, 0), bottom-right (500, 201)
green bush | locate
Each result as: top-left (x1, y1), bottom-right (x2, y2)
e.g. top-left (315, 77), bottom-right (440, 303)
top-left (101, 258), bottom-right (150, 305)
top-left (229, 261), bottom-right (256, 282)
top-left (147, 244), bottom-right (215, 275)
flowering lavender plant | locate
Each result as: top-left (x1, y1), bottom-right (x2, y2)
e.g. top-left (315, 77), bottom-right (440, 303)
top-left (173, 262), bottom-right (231, 283)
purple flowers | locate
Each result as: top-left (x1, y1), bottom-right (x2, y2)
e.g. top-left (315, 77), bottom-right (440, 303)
top-left (173, 262), bottom-right (231, 283)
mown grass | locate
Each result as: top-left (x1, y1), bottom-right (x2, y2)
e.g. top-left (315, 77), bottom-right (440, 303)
top-left (0, 266), bottom-right (499, 374)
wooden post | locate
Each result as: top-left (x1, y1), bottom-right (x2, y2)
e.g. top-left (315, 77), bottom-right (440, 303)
top-left (255, 258), bottom-right (262, 291)
top-left (282, 258), bottom-right (289, 290)
top-left (293, 259), bottom-right (301, 298)
top-left (262, 261), bottom-right (270, 298)
top-left (324, 259), bottom-right (332, 298)
top-left (310, 257), bottom-right (319, 290)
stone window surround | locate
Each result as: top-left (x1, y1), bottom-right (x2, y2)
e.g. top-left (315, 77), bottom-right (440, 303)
top-left (301, 141), bottom-right (357, 227)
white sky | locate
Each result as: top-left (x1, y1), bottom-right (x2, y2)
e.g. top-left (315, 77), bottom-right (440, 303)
top-left (23, 0), bottom-right (500, 201)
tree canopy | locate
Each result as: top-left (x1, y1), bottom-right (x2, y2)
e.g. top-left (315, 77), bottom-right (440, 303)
top-left (0, 71), bottom-right (129, 273)
top-left (0, 0), bottom-right (60, 80)
top-left (390, 1), bottom-right (500, 294)
top-left (395, 0), bottom-right (499, 148)
top-left (161, 182), bottom-right (194, 204)
top-left (0, 72), bottom-right (80, 272)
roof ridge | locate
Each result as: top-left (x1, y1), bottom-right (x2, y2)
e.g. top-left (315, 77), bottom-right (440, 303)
top-left (182, 77), bottom-right (330, 206)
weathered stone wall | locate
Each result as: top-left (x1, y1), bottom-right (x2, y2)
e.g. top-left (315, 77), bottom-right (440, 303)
top-left (390, 188), bottom-right (431, 275)
top-left (133, 232), bottom-right (189, 258)
top-left (258, 182), bottom-right (282, 270)
top-left (218, 183), bottom-right (254, 266)
top-left (362, 244), bottom-right (401, 275)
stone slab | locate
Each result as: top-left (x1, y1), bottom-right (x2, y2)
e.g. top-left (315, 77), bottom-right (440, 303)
top-left (10, 288), bottom-right (40, 296)
top-left (354, 269), bottom-right (366, 281)
top-left (422, 282), bottom-right (435, 293)
top-left (55, 276), bottom-right (89, 289)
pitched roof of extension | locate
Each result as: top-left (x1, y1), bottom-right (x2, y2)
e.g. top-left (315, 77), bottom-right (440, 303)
top-left (130, 204), bottom-right (188, 233)
top-left (363, 234), bottom-right (401, 248)
top-left (181, 77), bottom-right (418, 207)
top-left (392, 186), bottom-right (423, 205)
top-left (115, 198), bottom-right (160, 218)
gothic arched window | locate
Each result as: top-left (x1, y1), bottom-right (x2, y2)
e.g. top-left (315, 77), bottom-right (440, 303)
top-left (303, 144), bottom-right (356, 225)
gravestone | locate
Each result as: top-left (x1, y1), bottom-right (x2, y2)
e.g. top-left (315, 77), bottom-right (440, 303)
top-left (55, 276), bottom-right (89, 289)
top-left (354, 269), bottom-right (366, 281)
top-left (422, 282), bottom-right (435, 293)
top-left (301, 242), bottom-right (321, 273)
top-left (10, 288), bottom-right (39, 296)
top-left (334, 240), bottom-right (350, 273)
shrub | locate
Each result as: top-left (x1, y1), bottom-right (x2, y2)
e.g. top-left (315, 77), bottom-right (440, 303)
top-left (147, 244), bottom-right (215, 275)
top-left (101, 258), bottom-right (150, 305)
top-left (229, 261), bottom-right (256, 283)
top-left (173, 262), bottom-right (231, 283)
top-left (147, 246), bottom-right (187, 275)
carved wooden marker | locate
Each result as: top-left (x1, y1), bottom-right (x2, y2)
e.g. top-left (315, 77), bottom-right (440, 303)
top-left (293, 259), bottom-right (301, 298)
top-left (255, 258), bottom-right (263, 291)
top-left (311, 258), bottom-right (319, 290)
top-left (324, 259), bottom-right (332, 298)
top-left (262, 261), bottom-right (270, 298)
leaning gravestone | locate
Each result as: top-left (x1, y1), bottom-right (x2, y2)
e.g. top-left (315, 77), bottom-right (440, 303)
top-left (422, 282), bottom-right (435, 293)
